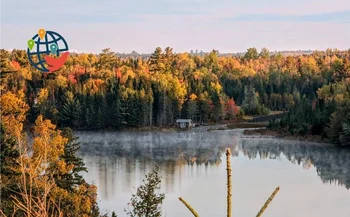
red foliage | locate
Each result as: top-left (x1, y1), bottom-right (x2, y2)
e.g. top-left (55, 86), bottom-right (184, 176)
top-left (68, 74), bottom-right (77, 84)
top-left (11, 60), bottom-right (21, 70)
top-left (74, 65), bottom-right (86, 75)
top-left (225, 98), bottom-right (239, 119)
top-left (115, 68), bottom-right (122, 79)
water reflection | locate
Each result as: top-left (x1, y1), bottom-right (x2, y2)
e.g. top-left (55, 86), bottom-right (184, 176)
top-left (239, 138), bottom-right (350, 189)
top-left (77, 130), bottom-right (350, 216)
top-left (78, 131), bottom-right (350, 190)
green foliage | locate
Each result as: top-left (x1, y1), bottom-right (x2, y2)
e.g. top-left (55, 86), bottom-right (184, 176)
top-left (241, 85), bottom-right (268, 115)
top-left (259, 48), bottom-right (270, 59)
top-left (340, 123), bottom-right (350, 146)
top-left (187, 98), bottom-right (198, 120)
top-left (241, 85), bottom-right (259, 114)
top-left (125, 169), bottom-right (165, 217)
top-left (0, 123), bottom-right (20, 215)
top-left (0, 123), bottom-right (19, 178)
top-left (326, 99), bottom-right (350, 146)
top-left (244, 47), bottom-right (259, 60)
top-left (54, 127), bottom-right (88, 192)
top-left (2, 47), bottom-right (350, 140)
top-left (60, 91), bottom-right (83, 128)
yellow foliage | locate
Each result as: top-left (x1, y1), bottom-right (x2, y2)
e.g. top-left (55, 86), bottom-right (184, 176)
top-left (317, 81), bottom-right (349, 104)
top-left (37, 88), bottom-right (49, 105)
top-left (0, 91), bottom-right (29, 138)
top-left (55, 74), bottom-right (68, 88)
top-left (241, 67), bottom-right (256, 77)
top-left (11, 115), bottom-right (98, 217)
top-left (189, 93), bottom-right (197, 101)
top-left (33, 115), bottom-right (68, 171)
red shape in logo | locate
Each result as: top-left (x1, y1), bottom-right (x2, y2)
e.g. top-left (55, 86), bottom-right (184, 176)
top-left (45, 52), bottom-right (69, 73)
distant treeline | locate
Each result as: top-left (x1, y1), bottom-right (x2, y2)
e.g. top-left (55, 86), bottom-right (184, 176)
top-left (113, 49), bottom-right (314, 59)
top-left (1, 47), bottom-right (349, 144)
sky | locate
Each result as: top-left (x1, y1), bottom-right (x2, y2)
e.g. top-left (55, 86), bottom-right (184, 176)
top-left (1, 0), bottom-right (350, 53)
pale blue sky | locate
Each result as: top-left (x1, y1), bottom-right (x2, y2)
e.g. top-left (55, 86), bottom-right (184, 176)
top-left (1, 0), bottom-right (349, 53)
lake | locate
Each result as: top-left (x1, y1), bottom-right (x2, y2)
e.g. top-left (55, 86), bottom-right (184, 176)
top-left (76, 129), bottom-right (350, 217)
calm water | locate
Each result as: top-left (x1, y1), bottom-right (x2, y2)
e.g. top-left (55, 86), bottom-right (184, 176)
top-left (76, 129), bottom-right (350, 217)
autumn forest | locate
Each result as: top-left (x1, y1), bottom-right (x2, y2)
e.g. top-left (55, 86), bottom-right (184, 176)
top-left (1, 47), bottom-right (350, 216)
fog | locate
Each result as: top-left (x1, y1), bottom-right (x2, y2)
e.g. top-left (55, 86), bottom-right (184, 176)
top-left (76, 129), bottom-right (350, 217)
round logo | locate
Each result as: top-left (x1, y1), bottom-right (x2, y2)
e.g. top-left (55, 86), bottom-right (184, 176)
top-left (27, 29), bottom-right (69, 73)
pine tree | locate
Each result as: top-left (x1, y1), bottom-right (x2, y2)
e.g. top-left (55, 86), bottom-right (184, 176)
top-left (0, 124), bottom-right (20, 215)
top-left (94, 94), bottom-right (107, 129)
top-left (0, 124), bottom-right (19, 178)
top-left (148, 47), bottom-right (165, 74)
top-left (339, 123), bottom-right (350, 146)
top-left (125, 169), bottom-right (165, 217)
top-left (96, 107), bottom-right (104, 129)
top-left (54, 127), bottom-right (87, 192)
top-left (60, 91), bottom-right (75, 126)
top-left (211, 92), bottom-right (224, 122)
top-left (244, 47), bottom-right (259, 60)
top-left (72, 98), bottom-right (82, 128)
top-left (241, 85), bottom-right (259, 115)
top-left (187, 94), bottom-right (198, 121)
top-left (85, 104), bottom-right (95, 129)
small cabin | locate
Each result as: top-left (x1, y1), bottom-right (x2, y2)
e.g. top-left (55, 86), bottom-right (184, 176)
top-left (176, 119), bottom-right (193, 129)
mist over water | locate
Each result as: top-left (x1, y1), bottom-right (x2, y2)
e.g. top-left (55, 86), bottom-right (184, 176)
top-left (77, 130), bottom-right (350, 217)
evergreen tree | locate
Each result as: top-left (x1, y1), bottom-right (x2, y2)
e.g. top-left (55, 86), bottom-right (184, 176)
top-left (340, 123), bottom-right (350, 146)
top-left (241, 85), bottom-right (259, 115)
top-left (96, 107), bottom-right (104, 129)
top-left (211, 92), bottom-right (224, 122)
top-left (125, 169), bottom-right (165, 217)
top-left (85, 104), bottom-right (95, 129)
top-left (0, 124), bottom-right (19, 178)
top-left (60, 91), bottom-right (75, 126)
top-left (148, 47), bottom-right (165, 74)
top-left (244, 47), bottom-right (259, 60)
top-left (187, 94), bottom-right (198, 121)
top-left (259, 47), bottom-right (270, 59)
top-left (72, 98), bottom-right (83, 128)
top-left (0, 124), bottom-right (20, 215)
top-left (55, 127), bottom-right (87, 192)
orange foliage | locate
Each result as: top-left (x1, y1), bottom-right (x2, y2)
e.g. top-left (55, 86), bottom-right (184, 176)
top-left (68, 74), bottom-right (77, 84)
top-left (0, 91), bottom-right (29, 138)
top-left (11, 60), bottom-right (21, 70)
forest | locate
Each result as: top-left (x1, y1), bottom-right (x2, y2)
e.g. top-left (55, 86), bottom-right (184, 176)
top-left (1, 47), bottom-right (349, 144)
top-left (1, 47), bottom-right (349, 216)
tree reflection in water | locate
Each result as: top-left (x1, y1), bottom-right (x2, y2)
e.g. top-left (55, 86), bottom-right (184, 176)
top-left (240, 138), bottom-right (350, 189)
top-left (77, 130), bottom-right (350, 194)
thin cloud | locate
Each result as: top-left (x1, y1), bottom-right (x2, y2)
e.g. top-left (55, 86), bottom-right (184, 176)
top-left (223, 11), bottom-right (350, 24)
top-left (1, 0), bottom-right (349, 53)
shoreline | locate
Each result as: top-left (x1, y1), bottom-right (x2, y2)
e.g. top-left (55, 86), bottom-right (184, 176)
top-left (242, 128), bottom-right (332, 144)
top-left (25, 122), bottom-right (337, 145)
